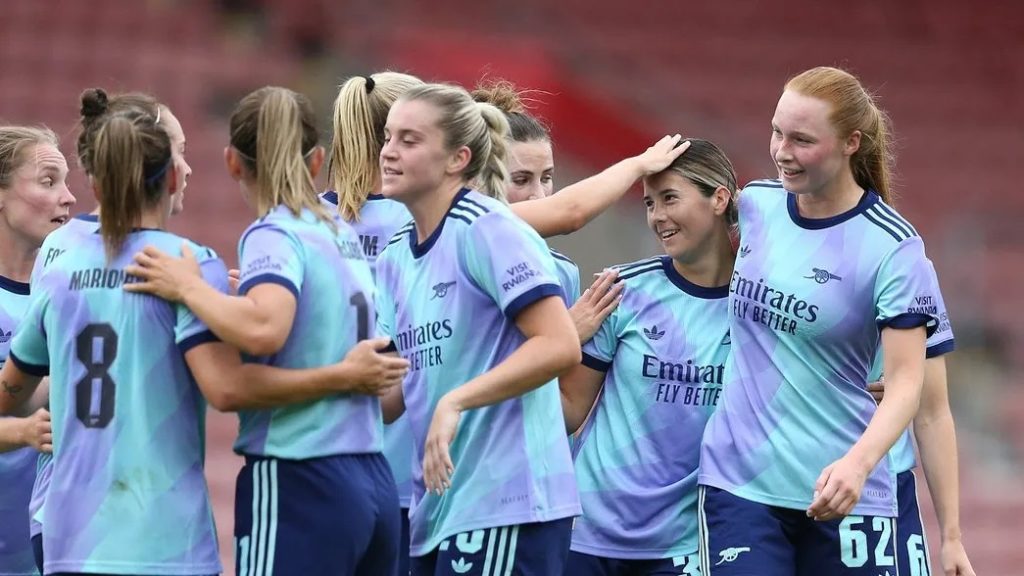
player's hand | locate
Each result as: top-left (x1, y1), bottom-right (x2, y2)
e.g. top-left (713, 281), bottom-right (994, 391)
top-left (807, 455), bottom-right (869, 521)
top-left (124, 243), bottom-right (202, 302)
top-left (569, 269), bottom-right (623, 344)
top-left (228, 269), bottom-right (241, 294)
top-left (423, 394), bottom-right (461, 496)
top-left (20, 408), bottom-right (52, 453)
top-left (338, 338), bottom-right (410, 396)
top-left (633, 135), bottom-right (691, 176)
top-left (867, 376), bottom-right (885, 405)
top-left (940, 537), bottom-right (976, 576)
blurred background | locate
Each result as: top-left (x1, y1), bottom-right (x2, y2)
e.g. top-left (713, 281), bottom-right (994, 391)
top-left (2, 0), bottom-right (1021, 573)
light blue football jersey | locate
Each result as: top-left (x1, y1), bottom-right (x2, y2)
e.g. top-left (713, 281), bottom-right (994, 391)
top-left (700, 180), bottom-right (939, 517)
top-left (233, 205), bottom-right (380, 459)
top-left (550, 249), bottom-right (581, 307)
top-left (0, 275), bottom-right (39, 576)
top-left (26, 213), bottom-right (99, 541)
top-left (572, 256), bottom-right (729, 559)
top-left (9, 229), bottom-right (226, 575)
top-left (375, 188), bottom-right (581, 556)
top-left (323, 190), bottom-right (421, 506)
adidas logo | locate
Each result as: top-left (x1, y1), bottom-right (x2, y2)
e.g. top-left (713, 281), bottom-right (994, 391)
top-left (451, 557), bottom-right (473, 574)
top-left (739, 245), bottom-right (751, 258)
top-left (0, 329), bottom-right (10, 344)
top-left (643, 325), bottom-right (665, 341)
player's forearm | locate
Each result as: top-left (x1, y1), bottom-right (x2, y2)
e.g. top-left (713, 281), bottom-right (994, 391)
top-left (180, 280), bottom-right (282, 356)
top-left (0, 417), bottom-right (30, 453)
top-left (512, 157), bottom-right (644, 237)
top-left (558, 365), bottom-right (603, 434)
top-left (847, 374), bottom-right (922, 472)
top-left (221, 363), bottom-right (351, 411)
top-left (447, 334), bottom-right (581, 412)
top-left (915, 405), bottom-right (963, 541)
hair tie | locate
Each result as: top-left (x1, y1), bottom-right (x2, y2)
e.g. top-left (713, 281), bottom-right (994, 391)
top-left (364, 76), bottom-right (376, 93)
top-left (154, 106), bottom-right (162, 125)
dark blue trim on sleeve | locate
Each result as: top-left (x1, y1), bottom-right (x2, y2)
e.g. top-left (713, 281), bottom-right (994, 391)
top-left (926, 338), bottom-right (955, 359)
top-left (879, 313), bottom-right (937, 337)
top-left (178, 330), bottom-right (221, 354)
top-left (581, 352), bottom-right (611, 372)
top-left (238, 274), bottom-right (299, 300)
top-left (7, 351), bottom-right (49, 377)
top-left (504, 283), bottom-right (563, 320)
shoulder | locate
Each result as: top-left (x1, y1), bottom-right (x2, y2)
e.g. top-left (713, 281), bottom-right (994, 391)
top-left (549, 249), bottom-right (577, 268)
top-left (611, 256), bottom-right (664, 285)
top-left (857, 198), bottom-right (922, 247)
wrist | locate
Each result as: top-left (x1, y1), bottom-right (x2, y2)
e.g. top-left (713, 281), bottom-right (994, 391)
top-left (940, 528), bottom-right (963, 543)
top-left (443, 390), bottom-right (467, 413)
top-left (179, 275), bottom-right (205, 305)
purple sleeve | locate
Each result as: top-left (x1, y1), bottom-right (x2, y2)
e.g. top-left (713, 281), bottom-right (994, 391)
top-left (237, 223), bottom-right (304, 299)
top-left (875, 237), bottom-right (939, 337)
top-left (462, 212), bottom-right (562, 319)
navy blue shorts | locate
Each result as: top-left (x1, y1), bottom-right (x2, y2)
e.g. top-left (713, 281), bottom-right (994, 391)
top-left (234, 453), bottom-right (400, 576)
top-left (32, 533), bottom-right (43, 574)
top-left (411, 518), bottom-right (573, 576)
top-left (698, 471), bottom-right (924, 576)
top-left (893, 471), bottom-right (933, 576)
top-left (400, 507), bottom-right (411, 575)
top-left (565, 551), bottom-right (701, 575)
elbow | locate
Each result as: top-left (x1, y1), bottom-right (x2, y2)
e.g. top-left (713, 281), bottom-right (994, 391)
top-left (554, 338), bottom-right (582, 376)
top-left (238, 327), bottom-right (287, 357)
top-left (204, 386), bottom-right (243, 413)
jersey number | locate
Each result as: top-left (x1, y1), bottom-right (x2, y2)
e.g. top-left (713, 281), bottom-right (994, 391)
top-left (75, 323), bottom-right (118, 429)
top-left (350, 292), bottom-right (369, 341)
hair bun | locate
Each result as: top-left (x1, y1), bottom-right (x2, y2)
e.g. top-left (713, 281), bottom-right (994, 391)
top-left (80, 88), bottom-right (110, 119)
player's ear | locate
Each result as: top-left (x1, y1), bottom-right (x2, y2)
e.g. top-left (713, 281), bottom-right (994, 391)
top-left (224, 147), bottom-right (245, 182)
top-left (307, 146), bottom-right (326, 180)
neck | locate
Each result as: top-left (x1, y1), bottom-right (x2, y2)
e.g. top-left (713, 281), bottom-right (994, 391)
top-left (672, 228), bottom-right (736, 288)
top-left (795, 168), bottom-right (865, 219)
top-left (0, 230), bottom-right (39, 282)
top-left (406, 180), bottom-right (465, 243)
top-left (137, 205), bottom-right (169, 231)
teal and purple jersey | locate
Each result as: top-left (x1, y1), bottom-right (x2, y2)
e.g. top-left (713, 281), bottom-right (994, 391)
top-left (375, 188), bottom-right (581, 556)
top-left (0, 276), bottom-right (38, 576)
top-left (31, 214), bottom-right (100, 289)
top-left (699, 180), bottom-right (939, 518)
top-left (572, 256), bottom-right (728, 559)
top-left (550, 249), bottom-right (581, 306)
top-left (26, 213), bottom-right (99, 540)
top-left (322, 191), bottom-right (417, 506)
top-left (876, 260), bottom-right (955, 474)
top-left (8, 229), bottom-right (225, 575)
top-left (321, 191), bottom-right (412, 277)
top-left (233, 205), bottom-right (380, 459)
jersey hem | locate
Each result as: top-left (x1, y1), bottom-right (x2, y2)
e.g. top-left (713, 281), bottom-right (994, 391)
top-left (7, 350), bottom-right (49, 377)
top-left (698, 477), bottom-right (897, 517)
top-left (569, 540), bottom-right (695, 560)
top-left (409, 503), bottom-right (581, 557)
top-left (238, 273), bottom-right (299, 300)
top-left (43, 560), bottom-right (221, 575)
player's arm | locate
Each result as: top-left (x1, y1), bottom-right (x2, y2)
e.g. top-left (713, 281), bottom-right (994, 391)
top-left (0, 361), bottom-right (51, 453)
top-left (126, 244), bottom-right (296, 356)
top-left (808, 325), bottom-right (926, 520)
top-left (423, 295), bottom-right (581, 493)
top-left (510, 136), bottom-right (689, 237)
top-left (559, 362), bottom-right (605, 434)
top-left (184, 337), bottom-right (408, 412)
top-left (913, 356), bottom-right (976, 575)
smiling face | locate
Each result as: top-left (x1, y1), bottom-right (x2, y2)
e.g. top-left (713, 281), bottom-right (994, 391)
top-left (0, 143), bottom-right (75, 246)
top-left (379, 98), bottom-right (457, 203)
top-left (770, 90), bottom-right (858, 196)
top-left (643, 171), bottom-right (724, 264)
top-left (505, 138), bottom-right (553, 203)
